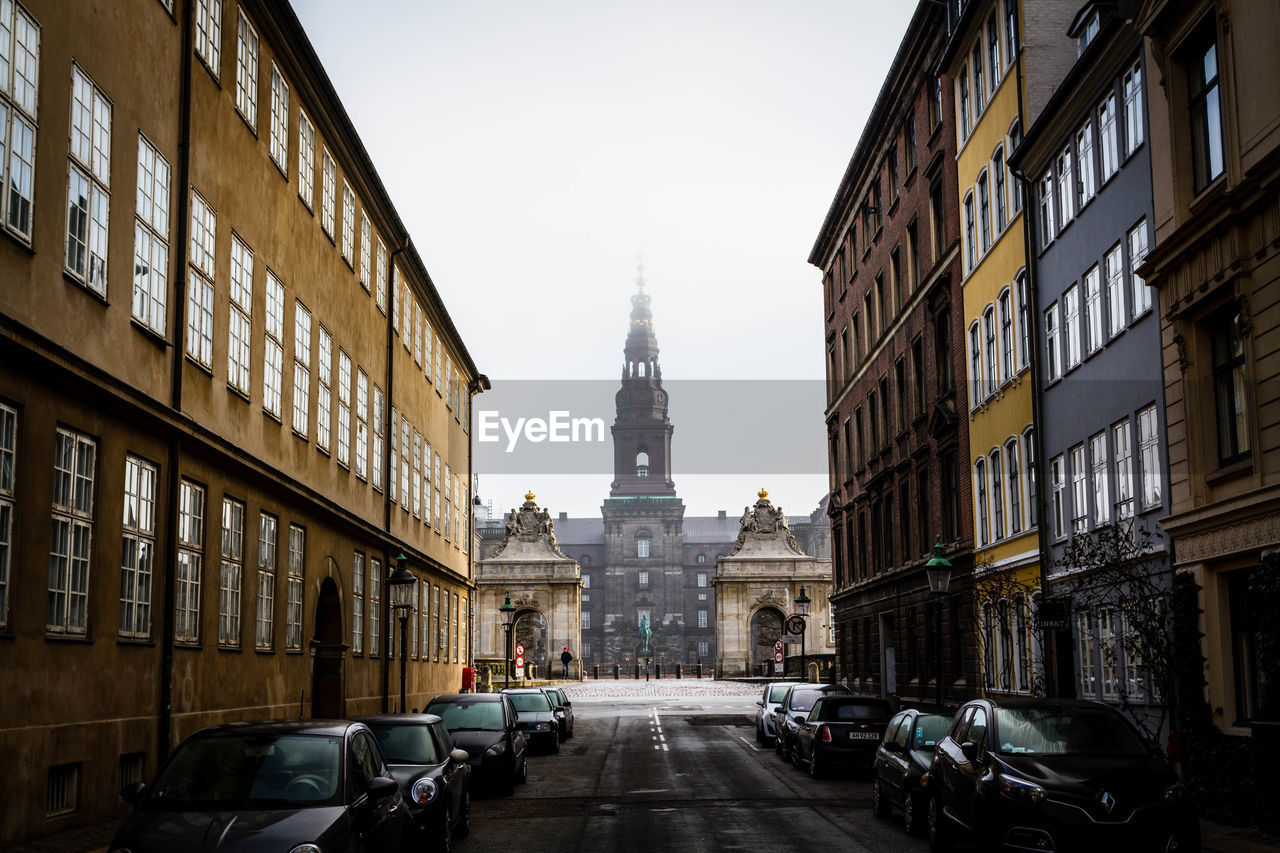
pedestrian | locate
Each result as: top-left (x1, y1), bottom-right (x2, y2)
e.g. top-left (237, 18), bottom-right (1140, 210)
top-left (561, 645), bottom-right (573, 678)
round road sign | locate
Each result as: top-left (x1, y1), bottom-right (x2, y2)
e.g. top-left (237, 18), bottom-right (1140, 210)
top-left (515, 643), bottom-right (525, 656)
top-left (774, 651), bottom-right (784, 663)
top-left (786, 614), bottom-right (806, 636)
top-left (774, 639), bottom-right (784, 652)
top-left (515, 655), bottom-right (525, 668)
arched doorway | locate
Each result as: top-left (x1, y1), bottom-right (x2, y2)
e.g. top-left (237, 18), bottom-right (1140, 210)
top-left (750, 607), bottom-right (784, 674)
top-left (514, 610), bottom-right (547, 675)
top-left (311, 576), bottom-right (346, 718)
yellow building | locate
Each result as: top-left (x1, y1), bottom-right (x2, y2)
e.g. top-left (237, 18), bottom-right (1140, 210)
top-left (939, 0), bottom-right (1075, 696)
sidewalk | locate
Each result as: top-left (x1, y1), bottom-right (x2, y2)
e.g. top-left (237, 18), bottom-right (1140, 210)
top-left (1204, 821), bottom-right (1280, 853)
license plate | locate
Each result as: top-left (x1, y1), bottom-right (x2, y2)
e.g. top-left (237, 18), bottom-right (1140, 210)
top-left (849, 732), bottom-right (879, 741)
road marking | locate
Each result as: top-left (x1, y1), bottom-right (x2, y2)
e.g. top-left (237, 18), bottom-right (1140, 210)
top-left (738, 736), bottom-right (763, 751)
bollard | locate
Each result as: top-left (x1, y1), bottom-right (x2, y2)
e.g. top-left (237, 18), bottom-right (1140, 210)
top-left (613, 663), bottom-right (620, 679)
top-left (697, 662), bottom-right (703, 679)
top-left (634, 664), bottom-right (640, 680)
top-left (593, 664), bottom-right (600, 680)
top-left (655, 663), bottom-right (661, 679)
top-left (676, 664), bottom-right (682, 679)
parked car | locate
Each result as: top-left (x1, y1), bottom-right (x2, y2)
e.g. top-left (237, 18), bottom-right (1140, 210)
top-left (426, 692), bottom-right (528, 794)
top-left (871, 708), bottom-right (952, 834)
top-left (793, 694), bottom-right (893, 777)
top-left (502, 687), bottom-right (561, 753)
top-left (356, 714), bottom-right (472, 850)
top-left (110, 719), bottom-right (412, 852)
top-left (541, 685), bottom-right (575, 740)
top-left (928, 698), bottom-right (1200, 853)
top-left (772, 683), bottom-right (852, 764)
top-left (754, 681), bottom-right (799, 746)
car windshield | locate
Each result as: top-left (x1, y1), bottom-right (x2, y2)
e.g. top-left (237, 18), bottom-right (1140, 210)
top-left (508, 693), bottom-right (552, 713)
top-left (368, 724), bottom-right (441, 765)
top-left (830, 702), bottom-right (889, 722)
top-left (788, 689), bottom-right (828, 712)
top-left (148, 733), bottom-right (342, 810)
top-left (428, 700), bottom-right (504, 731)
top-left (995, 707), bottom-right (1151, 756)
top-left (768, 684), bottom-right (794, 703)
top-left (911, 716), bottom-right (951, 749)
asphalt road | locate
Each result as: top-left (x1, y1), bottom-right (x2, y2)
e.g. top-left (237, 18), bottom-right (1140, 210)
top-left (464, 683), bottom-right (931, 853)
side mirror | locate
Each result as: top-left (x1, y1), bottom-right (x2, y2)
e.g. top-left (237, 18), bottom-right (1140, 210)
top-left (121, 781), bottom-right (147, 805)
top-left (960, 741), bottom-right (980, 764)
top-left (367, 775), bottom-right (399, 801)
top-left (794, 715), bottom-right (806, 726)
top-left (450, 748), bottom-right (470, 764)
top-left (554, 705), bottom-right (566, 713)
top-left (882, 740), bottom-right (900, 753)
top-left (756, 699), bottom-right (765, 706)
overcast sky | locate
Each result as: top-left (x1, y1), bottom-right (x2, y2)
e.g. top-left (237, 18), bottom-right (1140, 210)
top-left (293, 0), bottom-right (917, 518)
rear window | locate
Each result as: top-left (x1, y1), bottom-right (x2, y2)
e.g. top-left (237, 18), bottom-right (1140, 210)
top-left (830, 702), bottom-right (890, 722)
top-left (427, 700), bottom-right (504, 732)
top-left (508, 692), bottom-right (552, 713)
top-left (768, 684), bottom-right (793, 703)
top-left (368, 724), bottom-right (442, 765)
top-left (912, 716), bottom-right (951, 749)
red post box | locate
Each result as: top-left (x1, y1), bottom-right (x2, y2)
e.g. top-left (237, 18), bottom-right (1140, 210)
top-left (461, 666), bottom-right (476, 692)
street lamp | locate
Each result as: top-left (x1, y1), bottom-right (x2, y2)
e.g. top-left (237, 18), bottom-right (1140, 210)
top-left (795, 586), bottom-right (811, 683)
top-left (925, 535), bottom-right (953, 712)
top-left (387, 553), bottom-right (417, 713)
top-left (499, 593), bottom-right (517, 690)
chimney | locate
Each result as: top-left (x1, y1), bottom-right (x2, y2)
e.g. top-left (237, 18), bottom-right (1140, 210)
top-left (718, 510), bottom-right (726, 519)
top-left (559, 512), bottom-right (568, 520)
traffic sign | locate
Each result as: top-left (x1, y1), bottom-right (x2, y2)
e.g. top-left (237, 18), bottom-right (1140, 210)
top-left (780, 635), bottom-right (801, 644)
top-left (774, 662), bottom-right (784, 673)
top-left (773, 651), bottom-right (784, 663)
top-left (515, 643), bottom-right (525, 656)
top-left (785, 614), bottom-right (805, 636)
top-left (774, 639), bottom-right (783, 652)
top-left (515, 655), bottom-right (525, 668)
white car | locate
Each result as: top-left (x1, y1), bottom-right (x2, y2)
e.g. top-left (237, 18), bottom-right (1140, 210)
top-left (754, 681), bottom-right (799, 746)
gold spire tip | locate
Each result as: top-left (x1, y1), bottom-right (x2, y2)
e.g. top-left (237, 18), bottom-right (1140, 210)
top-left (757, 488), bottom-right (768, 500)
top-left (524, 490), bottom-right (536, 502)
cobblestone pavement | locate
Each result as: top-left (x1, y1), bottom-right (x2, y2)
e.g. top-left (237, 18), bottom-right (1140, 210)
top-left (559, 678), bottom-right (763, 699)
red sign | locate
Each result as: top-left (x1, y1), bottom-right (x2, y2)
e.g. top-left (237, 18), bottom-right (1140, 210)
top-left (773, 651), bottom-right (784, 663)
top-left (786, 614), bottom-right (806, 636)
top-left (515, 643), bottom-right (525, 656)
top-left (774, 639), bottom-right (783, 652)
top-left (515, 655), bottom-right (525, 668)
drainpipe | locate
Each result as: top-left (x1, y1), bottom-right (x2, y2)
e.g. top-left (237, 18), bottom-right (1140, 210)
top-left (159, 0), bottom-right (196, 762)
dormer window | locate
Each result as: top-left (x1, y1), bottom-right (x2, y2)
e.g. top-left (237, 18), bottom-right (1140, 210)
top-left (636, 450), bottom-right (649, 478)
top-left (1076, 11), bottom-right (1099, 56)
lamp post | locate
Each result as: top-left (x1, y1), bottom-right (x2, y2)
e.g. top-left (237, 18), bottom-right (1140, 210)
top-left (387, 553), bottom-right (417, 713)
top-left (925, 535), bottom-right (953, 712)
top-left (795, 586), bottom-right (811, 682)
top-left (499, 593), bottom-right (517, 690)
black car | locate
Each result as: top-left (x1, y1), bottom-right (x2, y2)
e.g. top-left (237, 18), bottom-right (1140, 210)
top-left (928, 698), bottom-right (1200, 853)
top-left (871, 708), bottom-right (951, 834)
top-left (541, 686), bottom-right (575, 739)
top-left (110, 719), bottom-right (412, 853)
top-left (792, 694), bottom-right (893, 777)
top-left (771, 683), bottom-right (852, 764)
top-left (502, 687), bottom-right (561, 753)
top-left (426, 692), bottom-right (528, 794)
top-left (356, 715), bottom-right (471, 851)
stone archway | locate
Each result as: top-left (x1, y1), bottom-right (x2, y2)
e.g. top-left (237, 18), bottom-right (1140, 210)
top-left (514, 609), bottom-right (548, 673)
top-left (311, 575), bottom-right (346, 719)
top-left (750, 606), bottom-right (785, 674)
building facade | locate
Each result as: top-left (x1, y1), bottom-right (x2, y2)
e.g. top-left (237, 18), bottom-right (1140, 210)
top-left (1010, 2), bottom-right (1174, 733)
top-left (0, 0), bottom-right (482, 845)
top-left (810, 0), bottom-right (976, 709)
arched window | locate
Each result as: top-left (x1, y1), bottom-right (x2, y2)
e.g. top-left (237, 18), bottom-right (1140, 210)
top-left (977, 168), bottom-right (992, 252)
top-left (697, 553), bottom-right (706, 565)
top-left (638, 361), bottom-right (646, 377)
top-left (983, 306), bottom-right (998, 392)
top-left (636, 534), bottom-right (650, 558)
top-left (963, 190), bottom-right (976, 271)
top-left (975, 458), bottom-right (989, 546)
top-left (1006, 438), bottom-right (1022, 535)
top-left (635, 450), bottom-right (649, 478)
top-left (991, 448), bottom-right (1004, 540)
top-left (993, 144), bottom-right (1007, 231)
top-left (1023, 427), bottom-right (1038, 528)
top-left (998, 287), bottom-right (1014, 380)
top-left (969, 321), bottom-right (983, 408)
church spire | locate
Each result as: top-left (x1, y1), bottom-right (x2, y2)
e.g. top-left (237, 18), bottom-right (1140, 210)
top-left (611, 263), bottom-right (674, 497)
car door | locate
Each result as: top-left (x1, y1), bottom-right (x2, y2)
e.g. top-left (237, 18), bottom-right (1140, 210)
top-left (797, 698), bottom-right (823, 762)
top-left (876, 713), bottom-right (905, 797)
top-left (880, 712), bottom-right (909, 806)
top-left (503, 696), bottom-right (527, 773)
top-left (948, 705), bottom-right (988, 830)
top-left (932, 706), bottom-right (974, 819)
top-left (431, 722), bottom-right (464, 819)
top-left (349, 730), bottom-right (403, 852)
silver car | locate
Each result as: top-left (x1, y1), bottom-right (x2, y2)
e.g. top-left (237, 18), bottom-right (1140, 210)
top-left (754, 681), bottom-right (799, 746)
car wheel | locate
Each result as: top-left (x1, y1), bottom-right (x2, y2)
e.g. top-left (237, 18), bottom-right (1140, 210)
top-left (871, 777), bottom-right (891, 818)
top-left (756, 721), bottom-right (764, 745)
top-left (456, 790), bottom-right (471, 838)
top-left (774, 733), bottom-right (783, 755)
top-left (927, 794), bottom-right (954, 852)
top-left (904, 792), bottom-right (924, 835)
top-left (516, 754), bottom-right (528, 784)
top-left (808, 749), bottom-right (823, 779)
top-left (1165, 829), bottom-right (1201, 853)
top-left (437, 807), bottom-right (453, 853)
top-left (792, 742), bottom-right (804, 769)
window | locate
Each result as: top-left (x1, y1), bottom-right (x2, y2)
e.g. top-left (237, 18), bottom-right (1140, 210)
top-left (431, 585), bottom-right (440, 661)
top-left (321, 149), bottom-right (336, 237)
top-left (1013, 593), bottom-right (1030, 692)
top-left (1123, 61), bottom-right (1143, 155)
top-left (1076, 120), bottom-right (1095, 206)
top-left (1129, 220), bottom-right (1151, 315)
top-left (1008, 119), bottom-right (1024, 211)
top-left (1099, 606), bottom-right (1119, 699)
top-left (981, 601), bottom-right (996, 689)
top-left (269, 65), bottom-right (288, 168)
top-left (421, 440), bottom-right (432, 526)
top-left (696, 571), bottom-right (708, 587)
top-left (218, 498), bottom-right (244, 647)
top-left (888, 150), bottom-right (898, 201)
top-left (991, 448), bottom-right (1004, 540)
top-left (65, 66), bottom-right (112, 295)
top-left (698, 609), bottom-right (708, 629)
top-left (1038, 171), bottom-right (1055, 248)
top-left (263, 272), bottom-right (284, 418)
top-left (699, 639), bottom-right (709, 658)
top-left (1050, 455), bottom-right (1066, 540)
top-left (1076, 10), bottom-right (1100, 55)
top-left (234, 11), bottom-right (257, 126)
top-left (46, 763), bottom-right (79, 816)
top-left (963, 192), bottom-right (976, 270)
top-left (119, 456), bottom-right (157, 639)
top-left (297, 110), bottom-right (315, 208)
top-left (1084, 265), bottom-right (1102, 353)
top-left (1099, 94), bottom-right (1118, 181)
top-left (175, 480), bottom-right (204, 643)
top-left (432, 452), bottom-right (441, 528)
top-left (582, 573), bottom-right (590, 589)
top-left (1077, 611), bottom-right (1097, 696)
top-left (442, 592), bottom-right (450, 661)
top-left (978, 170), bottom-right (991, 252)
top-left (998, 289), bottom-right (1013, 381)
top-left (1063, 284), bottom-right (1081, 368)
top-left (1056, 145), bottom-right (1074, 228)
top-left (1105, 244), bottom-right (1125, 337)
top-left (194, 0), bottom-right (221, 73)
top-left (983, 307), bottom-right (997, 393)
top-left (1, 1), bottom-right (39, 242)
top-left (0, 405), bottom-right (13, 629)
top-left (904, 113), bottom-right (916, 173)
top-left (637, 537), bottom-right (650, 558)
top-left (1016, 274), bottom-right (1030, 368)
top-left (359, 212), bottom-right (372, 291)
top-left (341, 182), bottom-right (355, 262)
top-left (637, 570), bottom-right (649, 587)
top-left (936, 307), bottom-right (953, 394)
top-left (355, 369), bottom-right (369, 480)
top-left (1006, 440), bottom-right (1021, 535)
top-left (369, 557), bottom-right (380, 655)
top-left (1004, 0), bottom-right (1018, 63)
top-left (455, 593), bottom-right (462, 663)
top-left (1024, 427), bottom-right (1038, 528)
top-left (975, 458), bottom-right (989, 547)
top-left (411, 429), bottom-right (421, 517)
top-left (930, 180), bottom-right (946, 263)
top-left (1114, 419), bottom-right (1134, 521)
top-left (132, 135), bottom-right (171, 334)
top-left (894, 357), bottom-right (906, 433)
top-left (1187, 24), bottom-right (1223, 191)
top-left (49, 429), bottom-right (95, 635)
top-left (1044, 302), bottom-right (1060, 381)
top-left (993, 147), bottom-right (1007, 232)
top-left (1070, 443), bottom-right (1088, 533)
top-left (929, 75), bottom-right (943, 131)
top-left (987, 11), bottom-right (1002, 83)
top-left (912, 336), bottom-right (925, 416)
top-left (972, 43), bottom-right (985, 113)
top-left (1211, 307), bottom-right (1251, 465)
top-left (285, 524), bottom-right (304, 650)
top-left (256, 513), bottom-right (276, 650)
top-left (1090, 431), bottom-right (1110, 526)
top-left (316, 327), bottom-right (332, 452)
top-left (293, 302), bottom-right (311, 434)
top-left (372, 385), bottom-right (384, 492)
top-left (375, 237), bottom-right (388, 313)
top-left (186, 192), bottom-right (215, 367)
top-left (227, 235), bottom-right (253, 395)
top-left (336, 349), bottom-right (351, 467)
top-left (1138, 404), bottom-right (1162, 508)
top-left (969, 322), bottom-right (983, 407)
top-left (958, 64), bottom-right (970, 138)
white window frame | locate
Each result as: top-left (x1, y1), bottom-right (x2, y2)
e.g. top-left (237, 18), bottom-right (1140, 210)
top-left (1055, 144), bottom-right (1074, 229)
top-left (256, 512), bottom-right (276, 650)
top-left (1105, 243), bottom-right (1125, 338)
top-left (269, 64), bottom-right (288, 169)
top-left (119, 455), bottom-right (157, 639)
top-left (1050, 454), bottom-right (1066, 541)
top-left (285, 524), bottom-right (304, 651)
top-left (227, 234), bottom-right (253, 395)
top-left (1123, 61), bottom-right (1143, 156)
top-left (1129, 220), bottom-right (1152, 316)
top-left (132, 134), bottom-right (171, 334)
top-left (1070, 443), bottom-right (1088, 534)
top-left (292, 301), bottom-right (311, 435)
top-left (1099, 94), bottom-right (1118, 181)
top-left (263, 272), bottom-right (284, 418)
top-left (375, 236), bottom-right (387, 312)
top-left (175, 480), bottom-right (205, 643)
top-left (1138, 404), bottom-right (1162, 509)
top-left (297, 109), bottom-right (315, 209)
top-left (218, 497), bottom-right (244, 648)
top-left (351, 551), bottom-right (364, 654)
top-left (65, 65), bottom-right (112, 296)
top-left (355, 367), bottom-right (368, 481)
top-left (359, 211), bottom-right (372, 292)
top-left (969, 321), bottom-right (983, 408)
top-left (48, 429), bottom-right (95, 635)
top-left (234, 10), bottom-right (258, 128)
top-left (372, 385), bottom-right (384, 492)
top-left (1076, 119), bottom-right (1095, 206)
top-left (369, 557), bottom-right (381, 655)
top-left (389, 406), bottom-right (399, 504)
top-left (336, 349), bottom-right (352, 467)
top-left (1090, 431), bottom-right (1110, 526)
top-left (194, 0), bottom-right (221, 75)
top-left (1063, 284), bottom-right (1081, 369)
top-left (1038, 171), bottom-right (1054, 249)
top-left (320, 148), bottom-right (336, 237)
top-left (341, 181), bottom-right (355, 263)
top-left (1084, 265), bottom-right (1103, 353)
top-left (0, 404), bottom-right (15, 630)
top-left (316, 326), bottom-right (332, 453)
top-left (1114, 419), bottom-right (1134, 521)
top-left (1044, 302), bottom-right (1061, 382)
